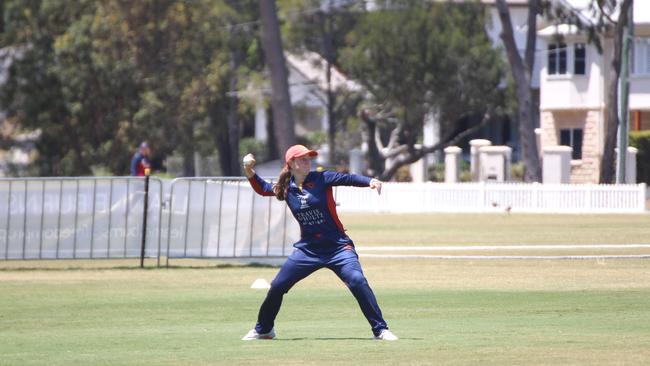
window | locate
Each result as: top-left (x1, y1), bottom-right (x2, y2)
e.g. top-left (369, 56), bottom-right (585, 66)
top-left (574, 43), bottom-right (586, 75)
top-left (548, 43), bottom-right (586, 75)
top-left (548, 43), bottom-right (567, 75)
top-left (560, 128), bottom-right (583, 160)
top-left (632, 38), bottom-right (650, 75)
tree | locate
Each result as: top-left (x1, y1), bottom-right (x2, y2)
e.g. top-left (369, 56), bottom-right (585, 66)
top-left (596, 0), bottom-right (633, 184)
top-left (1, 0), bottom-right (113, 175)
top-left (279, 0), bottom-right (364, 164)
top-left (340, 1), bottom-right (506, 180)
top-left (495, 0), bottom-right (542, 182)
top-left (208, 0), bottom-right (264, 176)
top-left (0, 0), bottom-right (238, 176)
top-left (259, 0), bottom-right (296, 156)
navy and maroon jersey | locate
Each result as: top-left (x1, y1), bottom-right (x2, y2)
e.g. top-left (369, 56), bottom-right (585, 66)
top-left (248, 170), bottom-right (371, 254)
top-left (130, 152), bottom-right (150, 176)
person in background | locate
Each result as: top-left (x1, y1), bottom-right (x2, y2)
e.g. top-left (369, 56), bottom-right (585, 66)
top-left (130, 141), bottom-right (151, 176)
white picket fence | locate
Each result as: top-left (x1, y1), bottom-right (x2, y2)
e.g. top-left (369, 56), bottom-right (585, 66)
top-left (333, 182), bottom-right (647, 214)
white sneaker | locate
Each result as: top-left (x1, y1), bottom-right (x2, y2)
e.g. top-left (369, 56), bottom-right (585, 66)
top-left (241, 328), bottom-right (276, 340)
top-left (375, 329), bottom-right (398, 341)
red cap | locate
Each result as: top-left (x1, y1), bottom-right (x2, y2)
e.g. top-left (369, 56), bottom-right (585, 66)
top-left (285, 144), bottom-right (318, 167)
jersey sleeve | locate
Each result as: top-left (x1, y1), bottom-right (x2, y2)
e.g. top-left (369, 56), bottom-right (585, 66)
top-left (130, 155), bottom-right (140, 176)
top-left (321, 170), bottom-right (372, 187)
top-left (247, 174), bottom-right (276, 197)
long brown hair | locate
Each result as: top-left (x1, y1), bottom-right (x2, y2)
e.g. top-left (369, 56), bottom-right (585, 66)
top-left (273, 166), bottom-right (292, 201)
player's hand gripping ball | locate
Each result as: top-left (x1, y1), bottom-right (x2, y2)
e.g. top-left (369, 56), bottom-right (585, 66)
top-left (243, 153), bottom-right (256, 168)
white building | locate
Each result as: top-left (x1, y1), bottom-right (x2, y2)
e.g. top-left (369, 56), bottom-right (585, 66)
top-left (253, 50), bottom-right (362, 142)
top-left (537, 0), bottom-right (650, 183)
top-left (420, 1), bottom-right (541, 172)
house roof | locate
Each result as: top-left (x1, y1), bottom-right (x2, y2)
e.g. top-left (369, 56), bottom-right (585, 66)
top-left (478, 0), bottom-right (529, 5)
top-left (539, 1), bottom-right (650, 38)
top-left (225, 50), bottom-right (363, 102)
top-left (537, 24), bottom-right (580, 38)
top-left (430, 0), bottom-right (529, 5)
top-left (551, 0), bottom-right (650, 26)
top-left (285, 51), bottom-right (362, 93)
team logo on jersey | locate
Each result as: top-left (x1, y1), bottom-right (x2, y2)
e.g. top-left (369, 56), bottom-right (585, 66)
top-left (299, 193), bottom-right (310, 209)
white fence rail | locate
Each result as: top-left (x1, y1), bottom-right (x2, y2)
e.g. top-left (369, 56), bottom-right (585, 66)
top-left (333, 182), bottom-right (647, 214)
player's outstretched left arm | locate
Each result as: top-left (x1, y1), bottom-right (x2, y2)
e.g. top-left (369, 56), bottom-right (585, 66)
top-left (322, 170), bottom-right (382, 195)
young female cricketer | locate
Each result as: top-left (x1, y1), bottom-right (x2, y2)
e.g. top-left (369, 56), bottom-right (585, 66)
top-left (241, 144), bottom-right (398, 341)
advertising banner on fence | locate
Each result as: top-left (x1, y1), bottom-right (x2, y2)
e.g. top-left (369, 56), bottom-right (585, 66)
top-left (0, 178), bottom-right (163, 260)
top-left (0, 177), bottom-right (300, 261)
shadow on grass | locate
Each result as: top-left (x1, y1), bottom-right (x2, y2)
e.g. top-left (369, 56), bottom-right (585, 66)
top-left (0, 260), bottom-right (282, 272)
top-left (275, 337), bottom-right (373, 341)
top-left (273, 337), bottom-right (423, 341)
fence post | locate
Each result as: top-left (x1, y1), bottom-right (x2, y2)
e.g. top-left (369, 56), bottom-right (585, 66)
top-left (155, 178), bottom-right (163, 268)
top-left (640, 183), bottom-right (647, 212)
top-left (140, 170), bottom-right (151, 268)
top-left (5, 181), bottom-right (12, 260)
top-left (22, 180), bottom-right (28, 259)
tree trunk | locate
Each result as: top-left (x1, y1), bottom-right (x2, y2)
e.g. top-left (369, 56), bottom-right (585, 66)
top-left (495, 0), bottom-right (541, 182)
top-left (600, 0), bottom-right (632, 184)
top-left (208, 102), bottom-right (232, 176)
top-left (360, 107), bottom-right (492, 181)
top-left (215, 131), bottom-right (231, 177)
top-left (359, 109), bottom-right (385, 176)
top-left (259, 0), bottom-right (296, 157)
top-left (226, 54), bottom-right (240, 176)
top-left (326, 49), bottom-right (336, 165)
top-left (182, 146), bottom-right (195, 177)
top-left (601, 64), bottom-right (620, 184)
top-left (322, 3), bottom-right (336, 164)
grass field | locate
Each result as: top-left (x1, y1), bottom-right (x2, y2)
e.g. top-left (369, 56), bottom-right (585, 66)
top-left (1, 214), bottom-right (649, 365)
top-left (341, 213), bottom-right (650, 246)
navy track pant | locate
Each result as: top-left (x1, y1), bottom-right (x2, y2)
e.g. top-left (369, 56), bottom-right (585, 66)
top-left (254, 246), bottom-right (389, 337)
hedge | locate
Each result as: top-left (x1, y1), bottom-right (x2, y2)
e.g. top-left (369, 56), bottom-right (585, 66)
top-left (629, 130), bottom-right (650, 184)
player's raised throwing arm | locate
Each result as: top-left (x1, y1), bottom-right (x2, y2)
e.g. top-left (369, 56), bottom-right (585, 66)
top-left (243, 153), bottom-right (275, 197)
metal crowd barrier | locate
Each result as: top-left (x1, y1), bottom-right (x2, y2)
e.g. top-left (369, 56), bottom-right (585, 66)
top-left (163, 177), bottom-right (299, 266)
top-left (0, 177), bottom-right (163, 263)
top-left (0, 176), bottom-right (300, 267)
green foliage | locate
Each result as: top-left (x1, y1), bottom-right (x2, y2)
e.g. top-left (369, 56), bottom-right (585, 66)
top-left (0, 0), bottom-right (507, 178)
top-left (2, 245), bottom-right (650, 365)
top-left (277, 0), bottom-right (366, 166)
top-left (427, 163), bottom-right (445, 182)
top-left (428, 160), bottom-right (471, 182)
top-left (0, 0), bottom-right (259, 176)
top-left (394, 165), bottom-right (412, 182)
top-left (341, 1), bottom-right (506, 140)
top-left (279, 0), bottom-right (362, 60)
top-left (239, 137), bottom-right (270, 163)
top-left (629, 130), bottom-right (650, 184)
top-left (302, 130), bottom-right (327, 148)
top-left (510, 162), bottom-right (525, 182)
